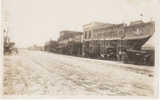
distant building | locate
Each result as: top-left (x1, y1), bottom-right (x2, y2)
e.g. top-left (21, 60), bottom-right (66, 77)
top-left (44, 40), bottom-right (58, 52)
top-left (58, 30), bottom-right (83, 55)
top-left (58, 30), bottom-right (83, 44)
top-left (28, 45), bottom-right (44, 51)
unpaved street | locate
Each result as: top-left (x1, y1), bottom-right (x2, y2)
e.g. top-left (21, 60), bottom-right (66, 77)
top-left (3, 49), bottom-right (154, 96)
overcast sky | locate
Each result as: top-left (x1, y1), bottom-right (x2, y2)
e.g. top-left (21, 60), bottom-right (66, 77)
top-left (3, 0), bottom-right (160, 48)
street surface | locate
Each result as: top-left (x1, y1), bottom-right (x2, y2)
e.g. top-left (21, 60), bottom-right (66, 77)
top-left (3, 49), bottom-right (154, 96)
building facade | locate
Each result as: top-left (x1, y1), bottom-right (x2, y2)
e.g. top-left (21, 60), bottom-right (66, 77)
top-left (58, 30), bottom-right (83, 55)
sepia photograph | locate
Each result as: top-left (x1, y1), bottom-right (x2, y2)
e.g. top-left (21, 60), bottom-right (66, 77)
top-left (1, 0), bottom-right (159, 98)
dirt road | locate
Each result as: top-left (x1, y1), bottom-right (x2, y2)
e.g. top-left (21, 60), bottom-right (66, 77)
top-left (3, 50), bottom-right (155, 96)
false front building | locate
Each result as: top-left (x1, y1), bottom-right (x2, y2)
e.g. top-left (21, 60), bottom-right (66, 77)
top-left (82, 21), bottom-right (155, 59)
top-left (58, 30), bottom-right (83, 55)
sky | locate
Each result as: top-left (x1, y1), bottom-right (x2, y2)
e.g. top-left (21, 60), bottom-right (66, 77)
top-left (3, 0), bottom-right (160, 48)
